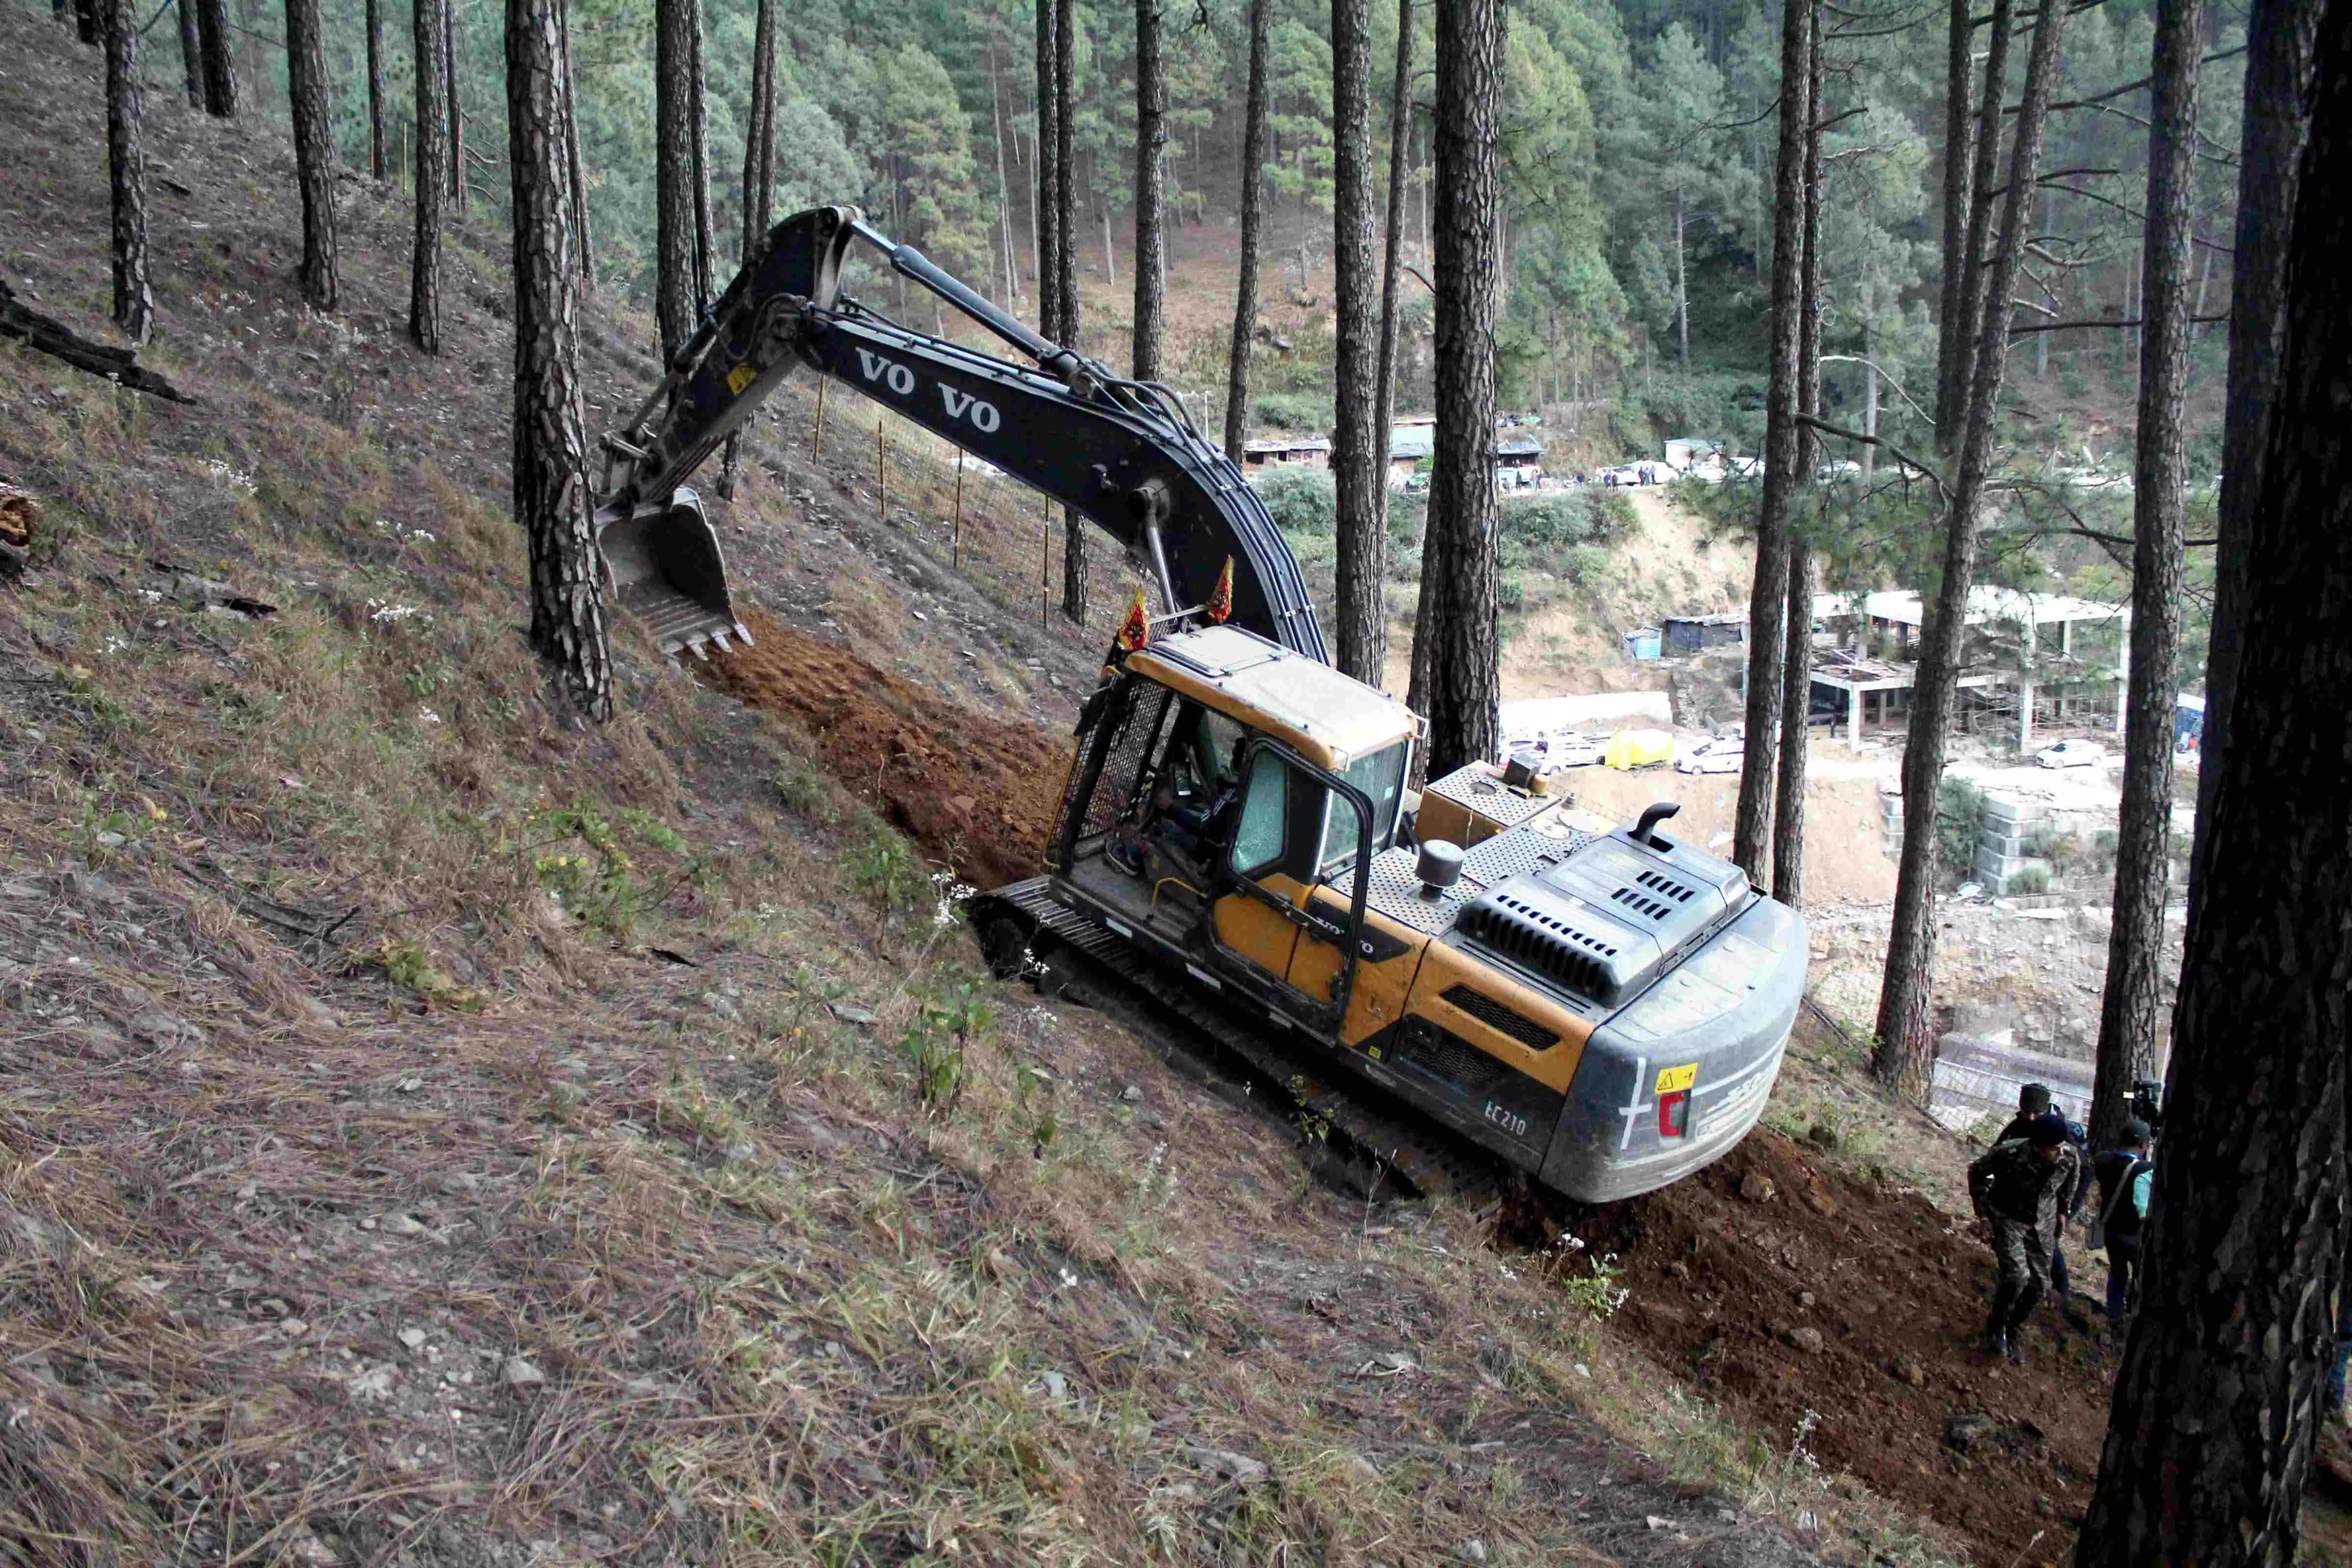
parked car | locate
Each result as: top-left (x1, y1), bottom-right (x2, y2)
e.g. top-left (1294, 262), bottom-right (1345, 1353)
top-left (2034, 738), bottom-right (2110, 769)
top-left (1548, 732), bottom-right (1607, 768)
top-left (1675, 736), bottom-right (1745, 775)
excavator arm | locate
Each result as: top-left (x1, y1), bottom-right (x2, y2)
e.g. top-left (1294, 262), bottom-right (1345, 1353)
top-left (594, 205), bottom-right (1326, 663)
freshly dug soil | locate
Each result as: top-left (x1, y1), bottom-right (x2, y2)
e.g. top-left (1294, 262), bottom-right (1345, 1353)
top-left (1600, 1130), bottom-right (2115, 1566)
top-left (709, 611), bottom-right (1075, 888)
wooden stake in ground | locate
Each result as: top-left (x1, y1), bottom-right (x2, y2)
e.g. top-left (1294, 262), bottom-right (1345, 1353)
top-left (813, 375), bottom-right (828, 459)
top-left (953, 452), bottom-right (965, 570)
top-left (505, 0), bottom-right (609, 722)
top-left (876, 418), bottom-right (887, 525)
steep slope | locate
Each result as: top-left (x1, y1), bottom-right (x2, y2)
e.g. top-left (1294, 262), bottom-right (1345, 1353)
top-left (0, 13), bottom-right (1838, 1566)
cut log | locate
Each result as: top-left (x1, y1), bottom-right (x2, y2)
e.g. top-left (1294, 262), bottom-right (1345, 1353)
top-left (0, 279), bottom-right (196, 404)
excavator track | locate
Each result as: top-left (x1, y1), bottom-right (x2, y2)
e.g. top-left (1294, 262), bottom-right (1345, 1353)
top-left (972, 880), bottom-right (1509, 1207)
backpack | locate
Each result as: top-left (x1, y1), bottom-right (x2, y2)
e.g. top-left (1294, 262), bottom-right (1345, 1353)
top-left (2087, 1156), bottom-right (2152, 1251)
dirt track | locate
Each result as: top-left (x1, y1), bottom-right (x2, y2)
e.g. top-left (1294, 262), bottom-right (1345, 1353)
top-left (1602, 1129), bottom-right (2114, 1566)
top-left (709, 611), bottom-right (1074, 887)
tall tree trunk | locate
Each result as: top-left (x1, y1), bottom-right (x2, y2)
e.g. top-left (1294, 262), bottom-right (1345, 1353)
top-left (1035, 0), bottom-right (1061, 338)
top-left (1132, 0), bottom-right (1166, 380)
top-left (2190, 0), bottom-right (2324, 914)
top-left (1774, 0), bottom-right (1824, 909)
top-left (409, 0), bottom-right (447, 350)
top-left (688, 0), bottom-right (713, 308)
top-left (654, 0), bottom-right (696, 356)
top-left (1730, 0), bottom-right (1814, 881)
top-left (1422, 0), bottom-right (1503, 779)
top-left (1931, 0), bottom-right (1974, 444)
top-left (196, 0), bottom-right (236, 116)
top-left (2074, 13), bottom-right (2352, 1554)
top-left (178, 0), bottom-right (203, 108)
top-left (506, 0), bottom-right (611, 723)
top-left (1102, 201), bottom-right (1117, 283)
top-left (1376, 0), bottom-right (1414, 699)
top-left (2088, 0), bottom-right (2204, 1152)
top-left (990, 45), bottom-right (1021, 304)
top-left (285, 0), bottom-right (340, 312)
top-left (104, 0), bottom-right (152, 344)
top-left (717, 0), bottom-right (776, 499)
top-left (1374, 0), bottom-right (1414, 452)
top-left (557, 0), bottom-right (590, 285)
top-left (1945, 0), bottom-right (2015, 438)
top-left (1223, 0), bottom-right (1272, 463)
top-left (1055, 0), bottom-right (1086, 623)
top-left (444, 0), bottom-right (464, 216)
top-left (1862, 333), bottom-right (1878, 481)
top-left (1873, 0), bottom-right (2072, 1096)
top-left (1331, 0), bottom-right (1383, 685)
top-left (1674, 185), bottom-right (1689, 371)
top-left (366, 0), bottom-right (387, 178)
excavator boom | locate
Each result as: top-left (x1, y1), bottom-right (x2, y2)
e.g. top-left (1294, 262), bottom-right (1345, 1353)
top-left (593, 205), bottom-right (1325, 662)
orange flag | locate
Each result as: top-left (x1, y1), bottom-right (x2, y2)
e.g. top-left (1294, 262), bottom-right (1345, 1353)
top-left (1206, 556), bottom-right (1234, 623)
top-left (1114, 586), bottom-right (1152, 652)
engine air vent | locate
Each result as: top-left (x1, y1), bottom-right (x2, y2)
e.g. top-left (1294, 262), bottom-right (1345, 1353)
top-left (1455, 891), bottom-right (1623, 1004)
top-left (1440, 984), bottom-right (1560, 1051)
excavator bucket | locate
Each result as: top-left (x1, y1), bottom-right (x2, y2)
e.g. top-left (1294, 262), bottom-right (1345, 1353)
top-left (596, 487), bottom-right (750, 660)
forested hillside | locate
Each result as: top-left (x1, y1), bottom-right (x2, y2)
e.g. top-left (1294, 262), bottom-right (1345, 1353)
top-left (172, 0), bottom-right (2234, 456)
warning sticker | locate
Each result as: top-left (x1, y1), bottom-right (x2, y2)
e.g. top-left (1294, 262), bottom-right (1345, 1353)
top-left (1655, 1062), bottom-right (1698, 1095)
top-left (726, 362), bottom-right (757, 395)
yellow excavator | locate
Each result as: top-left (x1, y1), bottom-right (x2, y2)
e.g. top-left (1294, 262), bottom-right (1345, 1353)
top-left (596, 205), bottom-right (1806, 1202)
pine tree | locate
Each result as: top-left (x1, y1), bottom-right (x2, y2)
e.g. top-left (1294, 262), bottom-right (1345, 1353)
top-left (1329, 0), bottom-right (1383, 686)
top-left (1773, 0), bottom-right (1823, 909)
top-left (1054, 0), bottom-right (1086, 623)
top-left (195, 0), bottom-right (236, 116)
top-left (2074, 10), bottom-right (2352, 1551)
top-left (285, 0), bottom-right (341, 311)
top-left (1874, 0), bottom-right (2074, 1095)
top-left (688, 0), bottom-right (714, 307)
top-left (445, 0), bottom-right (465, 216)
top-left (2088, 0), bottom-right (2205, 1150)
top-left (506, 0), bottom-right (611, 723)
top-left (1222, 0), bottom-right (1272, 463)
top-left (177, 0), bottom-right (203, 109)
top-left (409, 0), bottom-right (448, 351)
top-left (1729, 0), bottom-right (1813, 882)
top-left (1132, 0), bottom-right (1166, 381)
top-left (103, 0), bottom-right (152, 344)
top-left (655, 0), bottom-right (698, 355)
top-left (365, 0), bottom-right (387, 179)
top-left (1035, 0), bottom-right (1061, 339)
top-left (556, 0), bottom-right (589, 284)
top-left (2189, 0), bottom-right (2325, 909)
top-left (1423, 0), bottom-right (1503, 779)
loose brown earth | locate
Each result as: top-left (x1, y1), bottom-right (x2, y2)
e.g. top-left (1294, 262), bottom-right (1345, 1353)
top-left (1597, 1127), bottom-right (2113, 1567)
top-left (706, 610), bottom-right (1073, 889)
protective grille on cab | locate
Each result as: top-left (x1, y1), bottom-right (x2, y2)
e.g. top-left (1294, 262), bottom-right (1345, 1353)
top-left (1439, 984), bottom-right (1559, 1051)
top-left (1456, 892), bottom-right (1621, 1004)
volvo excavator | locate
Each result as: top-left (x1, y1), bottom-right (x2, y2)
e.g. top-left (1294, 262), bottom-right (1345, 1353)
top-left (595, 205), bottom-right (1805, 1203)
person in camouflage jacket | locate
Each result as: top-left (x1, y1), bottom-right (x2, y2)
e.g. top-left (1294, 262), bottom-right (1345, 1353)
top-left (1966, 1116), bottom-right (2083, 1364)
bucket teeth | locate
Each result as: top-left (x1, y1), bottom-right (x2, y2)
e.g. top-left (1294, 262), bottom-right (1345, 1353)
top-left (735, 622), bottom-right (754, 647)
top-left (688, 637), bottom-right (710, 661)
top-left (712, 630), bottom-right (734, 654)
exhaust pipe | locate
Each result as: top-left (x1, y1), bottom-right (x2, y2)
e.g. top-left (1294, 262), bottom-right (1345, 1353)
top-left (595, 487), bottom-right (751, 660)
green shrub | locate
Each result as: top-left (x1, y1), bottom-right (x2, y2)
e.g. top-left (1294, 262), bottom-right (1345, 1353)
top-left (1936, 777), bottom-right (1988, 871)
top-left (899, 981), bottom-right (992, 1114)
top-left (1251, 392), bottom-right (1332, 430)
top-left (2009, 866), bottom-right (2052, 895)
top-left (849, 821), bottom-right (925, 914)
top-left (1254, 467), bottom-right (1337, 537)
top-left (1563, 544), bottom-right (1610, 586)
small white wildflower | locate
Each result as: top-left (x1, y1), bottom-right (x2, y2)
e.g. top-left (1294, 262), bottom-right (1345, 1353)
top-left (418, 708), bottom-right (442, 726)
top-left (367, 599), bottom-right (422, 624)
top-left (1057, 1267), bottom-right (1078, 1289)
top-left (138, 588), bottom-right (163, 604)
top-left (102, 635), bottom-right (129, 655)
top-left (408, 529), bottom-right (437, 544)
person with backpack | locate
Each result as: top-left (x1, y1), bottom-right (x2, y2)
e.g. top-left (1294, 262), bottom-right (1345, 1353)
top-left (2090, 1118), bottom-right (2155, 1329)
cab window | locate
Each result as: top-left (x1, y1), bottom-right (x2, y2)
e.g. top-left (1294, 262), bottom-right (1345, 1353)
top-left (1229, 750), bottom-right (1289, 876)
top-left (1315, 742), bottom-right (1407, 875)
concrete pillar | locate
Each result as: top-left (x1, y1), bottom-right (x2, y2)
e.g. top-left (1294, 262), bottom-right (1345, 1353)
top-left (1849, 685), bottom-right (1863, 739)
top-left (2019, 680), bottom-right (2035, 752)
